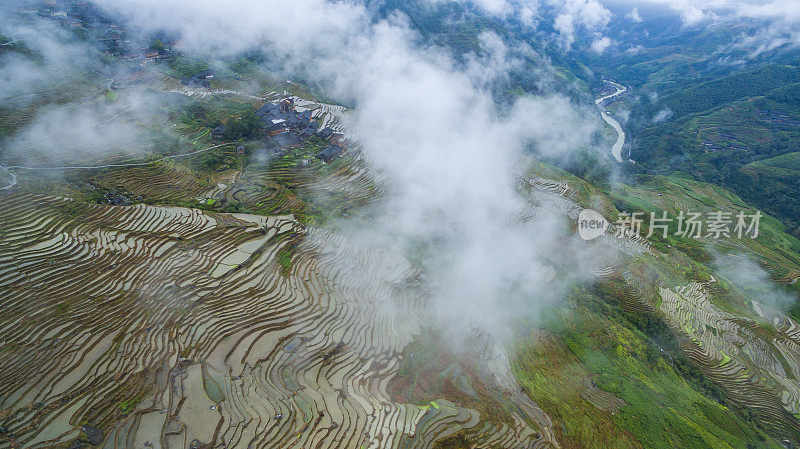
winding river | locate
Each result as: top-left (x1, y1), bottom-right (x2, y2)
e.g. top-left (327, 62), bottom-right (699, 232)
top-left (595, 81), bottom-right (627, 163)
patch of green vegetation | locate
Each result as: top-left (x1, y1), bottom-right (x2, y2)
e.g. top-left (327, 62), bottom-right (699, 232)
top-left (118, 398), bottom-right (139, 414)
top-left (766, 82), bottom-right (800, 108)
top-left (642, 64), bottom-right (800, 121)
top-left (432, 433), bottom-right (473, 449)
top-left (513, 284), bottom-right (781, 449)
top-left (55, 302), bottom-right (71, 315)
top-left (629, 83), bottom-right (800, 237)
top-left (514, 329), bottom-right (642, 448)
top-left (222, 111), bottom-right (261, 141)
top-left (744, 152), bottom-right (800, 178)
top-left (266, 137), bottom-right (329, 173)
top-left (277, 248), bottom-right (293, 275)
top-left (608, 174), bottom-right (800, 280)
top-left (292, 205), bottom-right (327, 227)
top-left (167, 55), bottom-right (211, 78)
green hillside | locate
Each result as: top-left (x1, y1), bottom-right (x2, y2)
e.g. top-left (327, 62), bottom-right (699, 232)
top-left (643, 65), bottom-right (800, 120)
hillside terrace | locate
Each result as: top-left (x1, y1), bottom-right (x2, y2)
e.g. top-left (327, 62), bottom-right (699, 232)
top-left (758, 108), bottom-right (800, 127)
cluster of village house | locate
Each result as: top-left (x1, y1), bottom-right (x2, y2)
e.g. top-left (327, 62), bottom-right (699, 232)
top-left (35, 1), bottom-right (87, 29)
top-left (32, 1), bottom-right (346, 162)
top-left (31, 0), bottom-right (173, 66)
top-left (213, 97), bottom-right (345, 162)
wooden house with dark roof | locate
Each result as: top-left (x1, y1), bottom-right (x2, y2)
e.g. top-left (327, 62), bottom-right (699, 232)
top-left (316, 145), bottom-right (344, 162)
top-left (315, 127), bottom-right (334, 140)
top-left (212, 125), bottom-right (226, 139)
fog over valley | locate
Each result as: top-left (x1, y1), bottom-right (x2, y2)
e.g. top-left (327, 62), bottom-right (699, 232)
top-left (2, 1), bottom-right (800, 448)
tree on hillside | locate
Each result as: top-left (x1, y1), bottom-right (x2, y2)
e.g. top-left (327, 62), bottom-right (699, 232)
top-left (149, 39), bottom-right (166, 53)
top-left (223, 111), bottom-right (261, 140)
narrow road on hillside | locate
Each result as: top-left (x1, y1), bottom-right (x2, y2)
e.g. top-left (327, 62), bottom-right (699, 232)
top-left (0, 143), bottom-right (230, 190)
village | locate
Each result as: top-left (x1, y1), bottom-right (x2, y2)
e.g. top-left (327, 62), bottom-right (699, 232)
top-left (18, 0), bottom-right (349, 164)
top-left (6, 0), bottom-right (181, 73)
top-left (212, 96), bottom-right (347, 163)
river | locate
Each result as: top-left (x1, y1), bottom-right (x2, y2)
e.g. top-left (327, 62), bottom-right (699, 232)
top-left (595, 81), bottom-right (627, 163)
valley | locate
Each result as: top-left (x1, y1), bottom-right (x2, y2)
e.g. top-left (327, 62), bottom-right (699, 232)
top-left (595, 80), bottom-right (628, 163)
top-left (3, 1), bottom-right (800, 449)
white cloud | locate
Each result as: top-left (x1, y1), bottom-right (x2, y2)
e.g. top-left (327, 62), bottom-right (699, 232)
top-left (91, 0), bottom-right (602, 337)
top-left (416, 0), bottom-right (800, 56)
top-left (603, 0), bottom-right (800, 56)
top-left (473, 0), bottom-right (515, 15)
top-left (626, 44), bottom-right (645, 54)
top-left (550, 0), bottom-right (612, 49)
top-left (713, 251), bottom-right (797, 311)
top-left (653, 108), bottom-right (673, 123)
top-left (738, 1), bottom-right (800, 23)
top-left (0, 16), bottom-right (95, 104)
top-left (554, 12), bottom-right (578, 48)
top-left (626, 7), bottom-right (643, 22)
top-left (634, 1), bottom-right (799, 31)
top-left (590, 36), bottom-right (612, 53)
top-left (634, 0), bottom-right (713, 24)
top-left (425, 0), bottom-right (539, 22)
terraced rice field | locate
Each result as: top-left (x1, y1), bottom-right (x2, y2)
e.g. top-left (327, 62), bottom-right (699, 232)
top-left (162, 74), bottom-right (349, 137)
top-left (1, 91), bottom-right (172, 168)
top-left (4, 134), bottom-right (800, 446)
top-left (0, 76), bottom-right (108, 135)
top-left (0, 192), bottom-right (560, 449)
top-left (519, 166), bottom-right (800, 441)
top-left (659, 280), bottom-right (800, 437)
top-left (89, 162), bottom-right (213, 204)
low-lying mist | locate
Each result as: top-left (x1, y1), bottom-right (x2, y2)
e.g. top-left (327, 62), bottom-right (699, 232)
top-left (6, 0), bottom-right (610, 349)
top-left (0, 6), bottom-right (194, 166)
top-left (99, 0), bottom-right (607, 342)
top-left (713, 251), bottom-right (799, 313)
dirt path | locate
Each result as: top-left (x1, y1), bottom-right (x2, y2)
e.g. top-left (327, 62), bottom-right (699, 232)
top-left (0, 143), bottom-right (230, 192)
